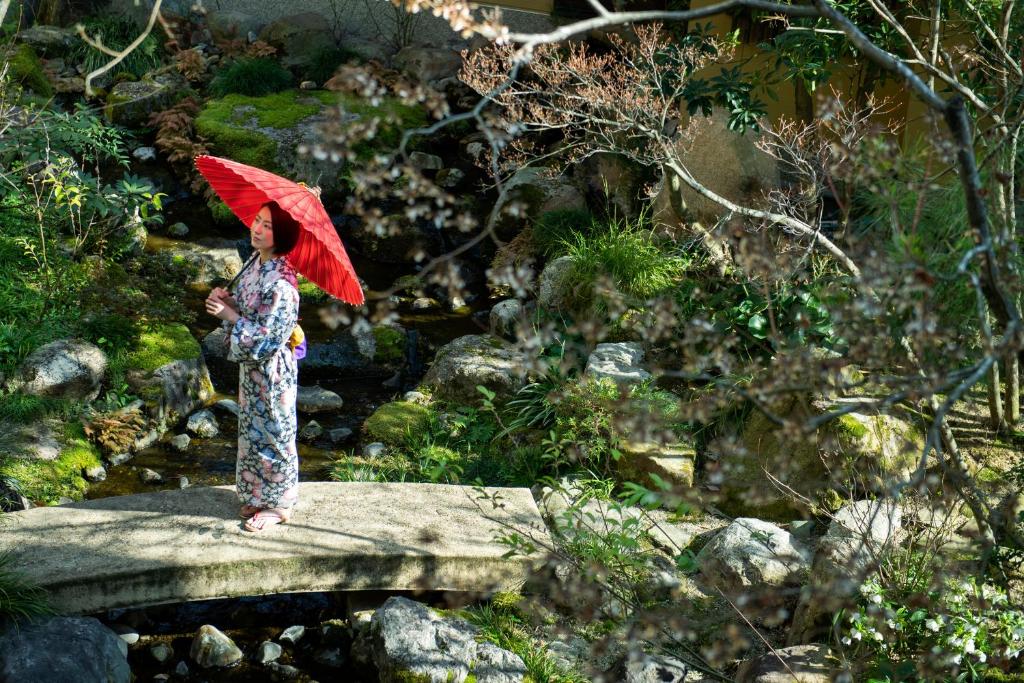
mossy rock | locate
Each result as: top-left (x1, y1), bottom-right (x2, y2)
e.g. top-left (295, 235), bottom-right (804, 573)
top-left (110, 323), bottom-right (209, 427)
top-left (714, 395), bottom-right (925, 521)
top-left (196, 89), bottom-right (426, 171)
top-left (363, 401), bottom-right (433, 448)
top-left (0, 422), bottom-right (102, 505)
top-left (113, 323), bottom-right (201, 375)
top-left (9, 43), bottom-right (52, 97)
top-left (373, 326), bottom-right (407, 365)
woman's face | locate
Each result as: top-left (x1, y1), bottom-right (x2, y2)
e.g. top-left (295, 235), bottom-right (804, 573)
top-left (251, 206), bottom-right (275, 252)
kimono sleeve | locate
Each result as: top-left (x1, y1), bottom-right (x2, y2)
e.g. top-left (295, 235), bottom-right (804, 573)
top-left (227, 279), bottom-right (299, 363)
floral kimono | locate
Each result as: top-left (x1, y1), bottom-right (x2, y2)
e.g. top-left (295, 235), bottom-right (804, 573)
top-left (226, 255), bottom-right (301, 510)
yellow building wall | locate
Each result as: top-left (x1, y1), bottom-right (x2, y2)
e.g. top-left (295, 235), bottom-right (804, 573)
top-left (684, 0), bottom-right (991, 146)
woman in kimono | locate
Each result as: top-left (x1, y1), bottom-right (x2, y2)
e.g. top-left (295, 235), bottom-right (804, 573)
top-left (205, 201), bottom-right (301, 532)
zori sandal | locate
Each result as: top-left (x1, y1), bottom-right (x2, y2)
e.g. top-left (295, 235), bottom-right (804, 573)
top-left (243, 508), bottom-right (290, 532)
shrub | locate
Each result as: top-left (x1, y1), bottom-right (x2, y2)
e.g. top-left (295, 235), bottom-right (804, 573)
top-left (533, 208), bottom-right (595, 258)
top-left (841, 576), bottom-right (1024, 681)
top-left (68, 15), bottom-right (164, 78)
top-left (209, 57), bottom-right (293, 97)
top-left (561, 214), bottom-right (689, 312)
top-left (304, 46), bottom-right (360, 85)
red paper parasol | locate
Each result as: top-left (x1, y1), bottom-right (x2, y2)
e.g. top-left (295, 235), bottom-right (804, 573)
top-left (194, 154), bottom-right (364, 305)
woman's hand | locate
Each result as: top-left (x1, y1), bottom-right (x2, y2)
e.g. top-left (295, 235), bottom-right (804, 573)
top-left (208, 287), bottom-right (238, 311)
top-left (206, 290), bottom-right (240, 323)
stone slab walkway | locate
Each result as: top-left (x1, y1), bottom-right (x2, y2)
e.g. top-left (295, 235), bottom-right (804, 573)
top-left (0, 482), bottom-right (549, 614)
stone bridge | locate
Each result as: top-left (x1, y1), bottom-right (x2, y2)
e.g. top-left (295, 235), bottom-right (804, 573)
top-left (0, 482), bottom-right (550, 615)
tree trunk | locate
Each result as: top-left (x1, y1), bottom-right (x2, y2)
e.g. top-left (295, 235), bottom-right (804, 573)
top-left (1006, 354), bottom-right (1020, 425)
top-left (990, 357), bottom-right (1007, 432)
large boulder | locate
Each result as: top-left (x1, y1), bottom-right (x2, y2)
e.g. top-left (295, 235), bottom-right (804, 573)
top-left (121, 323), bottom-right (214, 431)
top-left (296, 385), bottom-right (345, 414)
top-left (205, 10), bottom-right (264, 41)
top-left (196, 90), bottom-right (352, 196)
top-left (16, 25), bottom-right (76, 56)
top-left (362, 400), bottom-right (433, 446)
top-left (422, 334), bottom-right (531, 405)
top-left (258, 12), bottom-right (335, 71)
top-left (393, 46), bottom-right (463, 83)
top-left (697, 518), bottom-right (812, 623)
top-left (489, 299), bottom-right (524, 340)
top-left (576, 152), bottom-right (648, 220)
top-left (712, 396), bottom-right (924, 521)
top-left (623, 653), bottom-right (706, 682)
top-left (584, 342), bottom-right (651, 388)
top-left (190, 624), bottom-right (244, 668)
top-left (0, 616), bottom-right (130, 683)
top-left (7, 338), bottom-right (107, 401)
top-left (537, 255), bottom-right (576, 313)
top-left (104, 71), bottom-right (186, 127)
top-left (493, 167), bottom-right (586, 240)
top-left (164, 240), bottom-right (244, 286)
top-left (789, 500), bottom-right (902, 644)
top-left (0, 420), bottom-right (61, 462)
top-left (371, 596), bottom-right (527, 683)
top-left (653, 109), bottom-right (779, 226)
top-left (617, 440), bottom-right (696, 490)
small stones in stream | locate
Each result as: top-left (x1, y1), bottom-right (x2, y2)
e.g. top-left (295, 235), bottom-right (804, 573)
top-left (169, 434), bottom-right (190, 452)
top-left (107, 452), bottom-right (132, 466)
top-left (190, 624), bottom-right (243, 668)
top-left (178, 476), bottom-right (190, 489)
top-left (186, 410), bottom-right (219, 438)
top-left (83, 464), bottom-right (107, 482)
top-left (150, 642), bottom-right (173, 663)
top-left (111, 623), bottom-right (140, 644)
top-left (313, 647), bottom-right (346, 668)
top-left (298, 420), bottom-right (323, 442)
top-left (266, 661), bottom-right (302, 680)
top-left (139, 468), bottom-right (163, 485)
top-left (328, 427), bottom-right (353, 443)
top-left (255, 640), bottom-right (282, 664)
top-left (279, 624), bottom-right (305, 644)
top-left (174, 661), bottom-right (189, 677)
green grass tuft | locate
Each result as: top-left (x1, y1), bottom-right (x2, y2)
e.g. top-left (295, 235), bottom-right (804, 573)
top-left (0, 551), bottom-right (54, 625)
top-left (209, 57), bottom-right (293, 97)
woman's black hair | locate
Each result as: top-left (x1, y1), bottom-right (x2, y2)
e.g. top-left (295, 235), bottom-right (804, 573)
top-left (262, 201), bottom-right (300, 255)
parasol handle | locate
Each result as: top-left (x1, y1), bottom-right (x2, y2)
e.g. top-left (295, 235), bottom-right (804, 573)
top-left (225, 252), bottom-right (260, 296)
